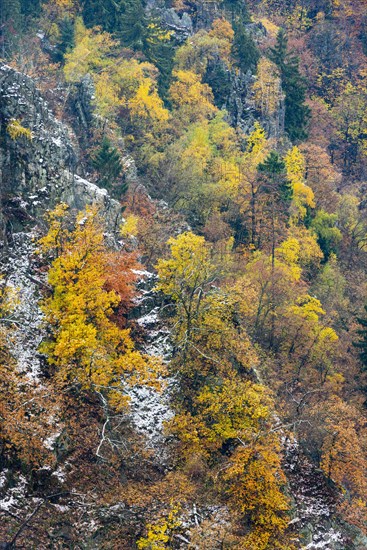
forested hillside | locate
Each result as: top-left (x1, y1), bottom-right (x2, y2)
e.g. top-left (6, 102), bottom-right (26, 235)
top-left (1, 0), bottom-right (367, 548)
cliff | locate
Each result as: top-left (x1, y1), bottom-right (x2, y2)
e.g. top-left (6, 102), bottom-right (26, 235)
top-left (0, 63), bottom-right (122, 242)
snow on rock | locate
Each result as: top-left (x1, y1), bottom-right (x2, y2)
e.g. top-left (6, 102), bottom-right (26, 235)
top-left (0, 474), bottom-right (30, 513)
top-left (283, 437), bottom-right (347, 549)
top-left (127, 270), bottom-right (174, 454)
top-left (304, 529), bottom-right (344, 549)
top-left (43, 430), bottom-right (62, 451)
top-left (65, 174), bottom-right (123, 233)
top-left (128, 383), bottom-right (174, 450)
top-left (2, 232), bottom-right (45, 381)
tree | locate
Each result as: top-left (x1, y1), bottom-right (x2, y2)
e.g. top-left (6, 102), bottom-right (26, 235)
top-left (53, 16), bottom-right (75, 62)
top-left (270, 28), bottom-right (310, 142)
top-left (232, 22), bottom-right (260, 74)
top-left (92, 137), bottom-right (127, 198)
top-left (175, 21), bottom-right (234, 107)
top-left (169, 377), bottom-right (291, 549)
top-left (169, 70), bottom-right (217, 125)
top-left (252, 58), bottom-right (284, 138)
top-left (224, 0), bottom-right (252, 23)
top-left (0, 0), bottom-right (21, 58)
top-left (257, 151), bottom-right (293, 262)
top-left (82, 0), bottom-right (126, 34)
top-left (63, 17), bottom-right (117, 83)
top-left (0, 275), bottom-right (57, 469)
top-left (353, 305), bottom-right (367, 369)
top-left (118, 0), bottom-right (146, 50)
top-left (310, 210), bottom-right (342, 260)
top-left (20, 0), bottom-right (41, 18)
top-left (155, 232), bottom-right (217, 365)
top-left (331, 80), bottom-right (367, 175)
top-left (284, 146), bottom-right (315, 221)
top-left (312, 396), bottom-right (367, 527)
top-left (137, 503), bottom-right (182, 549)
top-left (39, 204), bottom-right (160, 410)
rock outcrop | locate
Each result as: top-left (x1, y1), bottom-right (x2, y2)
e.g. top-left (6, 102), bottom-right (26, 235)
top-left (0, 63), bottom-right (122, 240)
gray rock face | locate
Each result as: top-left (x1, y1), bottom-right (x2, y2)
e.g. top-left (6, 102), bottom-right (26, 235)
top-left (194, 0), bottom-right (222, 30)
top-left (0, 63), bottom-right (122, 239)
top-left (161, 8), bottom-right (193, 41)
top-left (225, 68), bottom-right (255, 131)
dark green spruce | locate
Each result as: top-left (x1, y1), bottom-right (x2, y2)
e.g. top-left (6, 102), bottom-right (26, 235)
top-left (270, 28), bottom-right (310, 142)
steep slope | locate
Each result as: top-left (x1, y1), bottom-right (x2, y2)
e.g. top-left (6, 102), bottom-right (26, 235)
top-left (0, 63), bottom-right (122, 240)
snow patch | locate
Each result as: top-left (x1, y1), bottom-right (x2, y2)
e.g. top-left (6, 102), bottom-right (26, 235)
top-left (0, 475), bottom-right (28, 512)
top-left (3, 233), bottom-right (45, 381)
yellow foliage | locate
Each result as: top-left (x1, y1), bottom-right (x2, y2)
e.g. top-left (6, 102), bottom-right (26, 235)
top-left (257, 17), bottom-right (279, 37)
top-left (246, 121), bottom-right (267, 157)
top-left (155, 231), bottom-right (213, 303)
top-left (174, 21), bottom-right (233, 76)
top-left (287, 4), bottom-right (313, 31)
top-left (253, 58), bottom-right (283, 119)
top-left (121, 214), bottom-right (140, 237)
top-left (63, 18), bottom-right (116, 83)
top-left (287, 226), bottom-right (324, 272)
top-left (93, 73), bottom-right (121, 119)
top-left (285, 146), bottom-right (315, 220)
top-left (64, 21), bottom-right (169, 126)
top-left (169, 376), bottom-right (291, 549)
top-left (6, 119), bottom-right (33, 141)
top-left (289, 295), bottom-right (326, 322)
top-left (169, 70), bottom-right (217, 123)
top-left (39, 205), bottom-right (160, 409)
top-left (275, 238), bottom-right (302, 281)
top-left (209, 18), bottom-right (234, 61)
top-left (238, 122), bottom-right (269, 205)
top-left (196, 377), bottom-right (271, 446)
top-left (129, 80), bottom-right (170, 123)
top-left (137, 503), bottom-right (182, 549)
top-left (146, 22), bottom-right (172, 43)
top-left (221, 441), bottom-right (290, 550)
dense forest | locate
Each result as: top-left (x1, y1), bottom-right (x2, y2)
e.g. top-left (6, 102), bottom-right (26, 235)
top-left (1, 0), bottom-right (367, 548)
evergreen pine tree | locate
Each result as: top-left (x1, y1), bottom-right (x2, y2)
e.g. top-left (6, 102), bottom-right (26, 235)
top-left (258, 151), bottom-right (293, 203)
top-left (224, 0), bottom-right (251, 24)
top-left (232, 23), bottom-right (260, 74)
top-left (20, 0), bottom-right (40, 18)
top-left (353, 305), bottom-right (367, 369)
top-left (82, 0), bottom-right (125, 34)
top-left (270, 29), bottom-right (310, 142)
top-left (146, 37), bottom-right (175, 102)
top-left (119, 1), bottom-right (175, 101)
top-left (54, 17), bottom-right (75, 63)
top-left (203, 62), bottom-right (231, 108)
top-left (118, 0), bottom-right (147, 51)
top-left (0, 0), bottom-right (21, 58)
top-left (92, 138), bottom-right (128, 199)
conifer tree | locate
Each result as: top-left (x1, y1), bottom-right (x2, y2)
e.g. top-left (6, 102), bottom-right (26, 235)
top-left (82, 0), bottom-right (126, 34)
top-left (203, 62), bottom-right (231, 108)
top-left (0, 0), bottom-right (21, 58)
top-left (224, 0), bottom-right (251, 24)
top-left (54, 17), bottom-right (75, 62)
top-left (146, 36), bottom-right (175, 102)
top-left (92, 138), bottom-right (127, 198)
top-left (20, 0), bottom-right (40, 18)
top-left (270, 28), bottom-right (310, 142)
top-left (258, 151), bottom-right (293, 203)
top-left (118, 0), bottom-right (174, 100)
top-left (232, 23), bottom-right (260, 74)
top-left (353, 305), bottom-right (367, 369)
top-left (118, 0), bottom-right (146, 51)
top-left (258, 152), bottom-right (293, 348)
